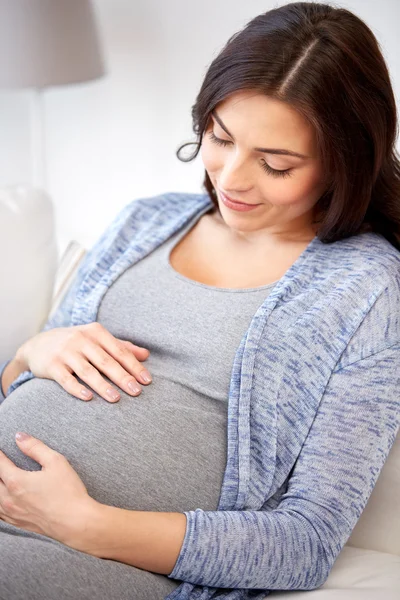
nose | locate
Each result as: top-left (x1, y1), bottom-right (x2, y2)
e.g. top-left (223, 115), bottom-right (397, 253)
top-left (218, 153), bottom-right (253, 195)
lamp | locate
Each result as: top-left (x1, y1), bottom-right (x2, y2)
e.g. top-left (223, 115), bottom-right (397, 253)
top-left (0, 0), bottom-right (106, 189)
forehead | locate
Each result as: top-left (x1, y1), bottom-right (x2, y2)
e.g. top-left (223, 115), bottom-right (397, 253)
top-left (215, 90), bottom-right (318, 156)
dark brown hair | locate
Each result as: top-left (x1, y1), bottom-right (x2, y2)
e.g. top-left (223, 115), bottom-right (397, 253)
top-left (176, 2), bottom-right (400, 250)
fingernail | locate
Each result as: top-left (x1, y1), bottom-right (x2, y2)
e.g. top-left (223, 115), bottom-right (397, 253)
top-left (16, 432), bottom-right (30, 441)
top-left (106, 388), bottom-right (120, 401)
top-left (140, 370), bottom-right (152, 383)
top-left (127, 381), bottom-right (141, 395)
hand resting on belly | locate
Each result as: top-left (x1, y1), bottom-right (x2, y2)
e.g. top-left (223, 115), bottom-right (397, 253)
top-left (13, 322), bottom-right (153, 402)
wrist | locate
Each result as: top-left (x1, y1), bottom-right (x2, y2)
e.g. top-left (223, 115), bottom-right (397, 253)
top-left (63, 498), bottom-right (107, 556)
top-left (1, 354), bottom-right (30, 397)
top-left (64, 502), bottom-right (187, 573)
top-left (14, 343), bottom-right (30, 371)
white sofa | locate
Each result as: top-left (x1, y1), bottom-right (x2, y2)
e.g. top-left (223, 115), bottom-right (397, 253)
top-left (269, 432), bottom-right (400, 598)
top-left (0, 185), bottom-right (58, 361)
top-left (0, 186), bottom-right (399, 598)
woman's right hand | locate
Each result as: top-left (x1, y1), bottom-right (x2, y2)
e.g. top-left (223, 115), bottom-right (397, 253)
top-left (14, 322), bottom-right (152, 403)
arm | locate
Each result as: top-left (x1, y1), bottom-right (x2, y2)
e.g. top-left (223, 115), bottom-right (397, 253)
top-left (0, 360), bottom-right (11, 403)
top-left (0, 357), bottom-right (28, 401)
top-left (73, 506), bottom-right (187, 576)
top-left (72, 344), bottom-right (400, 591)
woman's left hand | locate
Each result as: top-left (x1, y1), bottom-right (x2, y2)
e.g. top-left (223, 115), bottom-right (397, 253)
top-left (0, 432), bottom-right (96, 547)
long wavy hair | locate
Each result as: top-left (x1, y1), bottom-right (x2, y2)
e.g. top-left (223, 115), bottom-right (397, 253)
top-left (176, 2), bottom-right (400, 251)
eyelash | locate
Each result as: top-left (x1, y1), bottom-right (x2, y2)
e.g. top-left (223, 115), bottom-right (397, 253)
top-left (207, 131), bottom-right (293, 179)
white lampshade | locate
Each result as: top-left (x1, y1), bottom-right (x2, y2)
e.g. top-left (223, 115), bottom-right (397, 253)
top-left (0, 0), bottom-right (105, 89)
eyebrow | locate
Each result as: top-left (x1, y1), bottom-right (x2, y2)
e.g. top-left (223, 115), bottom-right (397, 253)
top-left (211, 110), bottom-right (310, 159)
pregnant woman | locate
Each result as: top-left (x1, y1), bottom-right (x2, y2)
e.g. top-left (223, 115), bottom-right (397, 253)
top-left (1, 3), bottom-right (400, 600)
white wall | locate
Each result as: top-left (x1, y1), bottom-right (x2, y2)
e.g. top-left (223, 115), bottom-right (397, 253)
top-left (0, 0), bottom-right (399, 257)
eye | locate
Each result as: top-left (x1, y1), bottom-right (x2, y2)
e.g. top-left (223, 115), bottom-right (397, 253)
top-left (260, 160), bottom-right (293, 179)
top-left (207, 131), bottom-right (293, 179)
top-left (207, 130), bottom-right (232, 147)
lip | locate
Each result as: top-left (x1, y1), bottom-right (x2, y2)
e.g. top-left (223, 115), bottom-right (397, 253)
top-left (219, 190), bottom-right (261, 212)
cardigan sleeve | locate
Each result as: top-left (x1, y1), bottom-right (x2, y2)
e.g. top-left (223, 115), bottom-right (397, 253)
top-left (0, 360), bottom-right (11, 404)
top-left (2, 199), bottom-right (141, 400)
top-left (167, 343), bottom-right (400, 591)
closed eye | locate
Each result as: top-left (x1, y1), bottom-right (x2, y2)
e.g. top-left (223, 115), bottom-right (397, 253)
top-left (207, 131), bottom-right (293, 179)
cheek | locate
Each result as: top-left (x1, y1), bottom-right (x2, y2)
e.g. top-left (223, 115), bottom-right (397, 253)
top-left (262, 172), bottom-right (324, 207)
top-left (296, 169), bottom-right (327, 203)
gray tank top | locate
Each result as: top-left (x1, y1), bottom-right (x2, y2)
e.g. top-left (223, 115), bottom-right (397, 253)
top-left (0, 207), bottom-right (278, 514)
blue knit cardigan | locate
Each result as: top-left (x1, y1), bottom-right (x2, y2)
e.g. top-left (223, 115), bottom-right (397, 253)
top-left (1, 191), bottom-right (400, 600)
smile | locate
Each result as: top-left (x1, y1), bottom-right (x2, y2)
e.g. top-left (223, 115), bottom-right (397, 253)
top-left (219, 190), bottom-right (261, 212)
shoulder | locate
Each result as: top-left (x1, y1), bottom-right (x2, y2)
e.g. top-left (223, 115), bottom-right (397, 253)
top-left (276, 231), bottom-right (400, 371)
top-left (323, 232), bottom-right (400, 369)
top-left (313, 231), bottom-right (400, 280)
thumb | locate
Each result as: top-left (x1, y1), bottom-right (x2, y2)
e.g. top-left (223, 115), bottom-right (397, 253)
top-left (15, 432), bottom-right (57, 467)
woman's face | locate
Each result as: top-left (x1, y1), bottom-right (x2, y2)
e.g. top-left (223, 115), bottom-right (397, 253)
top-left (200, 90), bottom-right (328, 241)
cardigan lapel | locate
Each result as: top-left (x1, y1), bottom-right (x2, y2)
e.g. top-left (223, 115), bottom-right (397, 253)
top-left (228, 233), bottom-right (387, 511)
top-left (217, 234), bottom-right (324, 510)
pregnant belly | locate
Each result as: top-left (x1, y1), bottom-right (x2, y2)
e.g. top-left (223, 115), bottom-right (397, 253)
top-left (0, 377), bottom-right (227, 513)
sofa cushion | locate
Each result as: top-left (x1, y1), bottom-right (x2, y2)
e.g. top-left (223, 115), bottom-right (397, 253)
top-left (345, 427), bottom-right (400, 556)
top-left (0, 185), bottom-right (57, 361)
top-left (268, 546), bottom-right (400, 598)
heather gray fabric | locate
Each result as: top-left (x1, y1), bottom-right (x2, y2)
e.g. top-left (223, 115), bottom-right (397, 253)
top-left (0, 208), bottom-right (278, 600)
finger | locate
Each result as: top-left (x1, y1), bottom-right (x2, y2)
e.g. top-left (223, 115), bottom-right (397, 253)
top-left (62, 351), bottom-right (125, 403)
top-left (0, 450), bottom-right (22, 487)
top-left (15, 433), bottom-right (59, 468)
top-left (84, 326), bottom-right (152, 386)
top-left (0, 479), bottom-right (7, 505)
top-left (120, 340), bottom-right (150, 352)
top-left (0, 479), bottom-right (9, 518)
top-left (64, 351), bottom-right (121, 402)
top-left (121, 340), bottom-right (150, 359)
top-left (49, 361), bottom-right (94, 401)
top-left (79, 341), bottom-right (145, 397)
